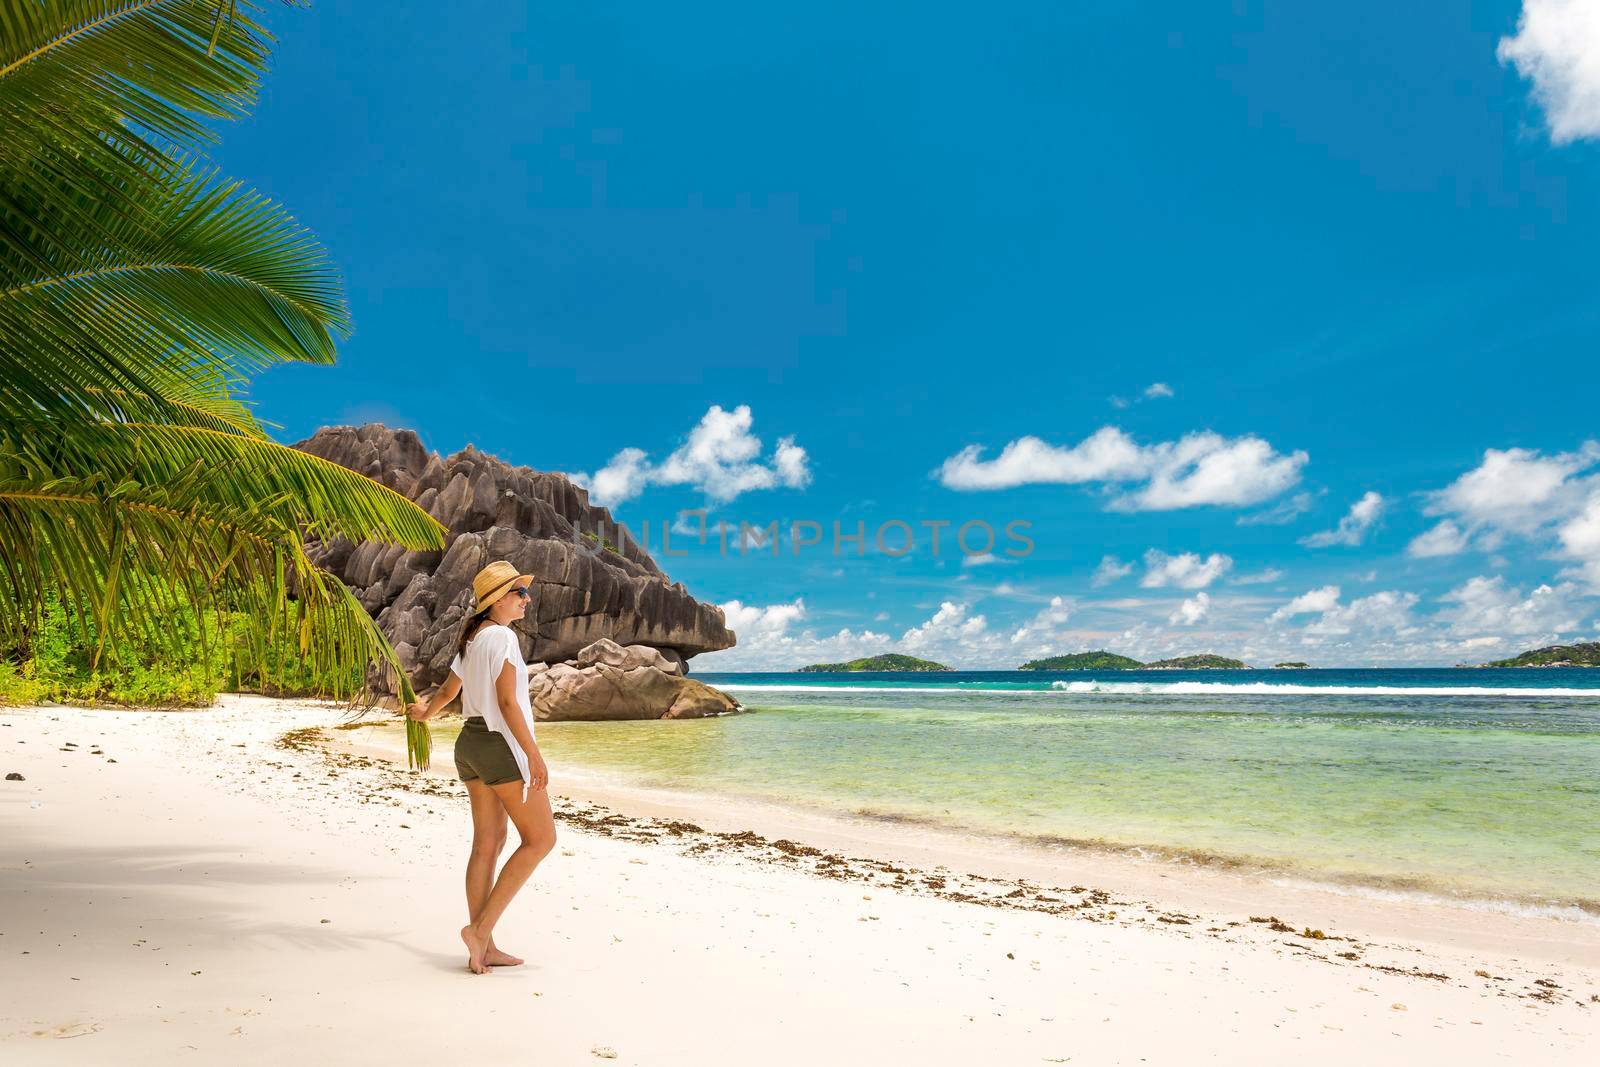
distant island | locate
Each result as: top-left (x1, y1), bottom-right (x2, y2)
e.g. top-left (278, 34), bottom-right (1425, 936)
top-left (1015, 651), bottom-right (1250, 671)
top-left (798, 653), bottom-right (953, 673)
top-left (1479, 642), bottom-right (1600, 668)
top-left (1140, 654), bottom-right (1250, 670)
top-left (1018, 651), bottom-right (1143, 671)
top-left (1274, 662), bottom-right (1310, 669)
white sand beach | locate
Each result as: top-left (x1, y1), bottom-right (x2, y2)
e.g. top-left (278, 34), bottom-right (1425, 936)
top-left (2, 695), bottom-right (1596, 1065)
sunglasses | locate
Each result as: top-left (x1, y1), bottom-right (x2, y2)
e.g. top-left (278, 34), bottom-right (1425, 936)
top-left (510, 586), bottom-right (531, 599)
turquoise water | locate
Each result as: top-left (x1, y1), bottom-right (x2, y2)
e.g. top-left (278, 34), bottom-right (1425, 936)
top-left (535, 669), bottom-right (1600, 915)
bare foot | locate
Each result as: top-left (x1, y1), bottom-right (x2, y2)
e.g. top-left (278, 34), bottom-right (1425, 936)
top-left (460, 925), bottom-right (489, 974)
top-left (485, 946), bottom-right (524, 967)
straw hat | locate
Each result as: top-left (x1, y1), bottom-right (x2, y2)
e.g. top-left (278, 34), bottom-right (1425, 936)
top-left (471, 560), bottom-right (534, 615)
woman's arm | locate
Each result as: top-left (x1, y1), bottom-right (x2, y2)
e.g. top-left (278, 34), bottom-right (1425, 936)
top-left (408, 672), bottom-right (462, 721)
top-left (494, 659), bottom-right (547, 791)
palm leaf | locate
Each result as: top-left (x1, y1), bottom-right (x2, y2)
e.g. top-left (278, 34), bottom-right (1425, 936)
top-left (2, 3), bottom-right (437, 764)
top-left (1, 146), bottom-right (348, 426)
top-left (0, 2), bottom-right (274, 167)
top-left (0, 467), bottom-right (409, 696)
top-left (3, 418), bottom-right (446, 550)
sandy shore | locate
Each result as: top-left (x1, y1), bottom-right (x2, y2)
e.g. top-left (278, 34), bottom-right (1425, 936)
top-left (2, 696), bottom-right (1596, 1064)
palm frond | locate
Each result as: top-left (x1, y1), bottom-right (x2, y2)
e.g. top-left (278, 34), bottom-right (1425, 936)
top-left (0, 468), bottom-right (409, 698)
top-left (2, 419), bottom-right (446, 552)
top-left (1, 145), bottom-right (348, 425)
top-left (1, 3), bottom-right (438, 738)
top-left (0, 2), bottom-right (274, 167)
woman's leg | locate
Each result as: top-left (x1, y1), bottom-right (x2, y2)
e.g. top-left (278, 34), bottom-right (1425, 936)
top-left (463, 780), bottom-right (522, 967)
top-left (460, 781), bottom-right (557, 973)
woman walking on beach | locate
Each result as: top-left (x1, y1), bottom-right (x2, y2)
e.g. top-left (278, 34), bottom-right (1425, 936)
top-left (408, 561), bottom-right (556, 974)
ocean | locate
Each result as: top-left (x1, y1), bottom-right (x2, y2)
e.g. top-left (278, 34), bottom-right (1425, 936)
top-left (531, 668), bottom-right (1600, 919)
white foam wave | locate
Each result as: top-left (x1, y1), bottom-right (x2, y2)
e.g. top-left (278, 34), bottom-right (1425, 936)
top-left (1263, 876), bottom-right (1600, 925)
top-left (714, 684), bottom-right (1032, 694)
top-left (1048, 681), bottom-right (1600, 697)
top-left (709, 681), bottom-right (1600, 698)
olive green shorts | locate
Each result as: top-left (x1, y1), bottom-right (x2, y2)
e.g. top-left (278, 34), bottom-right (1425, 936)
top-left (454, 717), bottom-right (523, 787)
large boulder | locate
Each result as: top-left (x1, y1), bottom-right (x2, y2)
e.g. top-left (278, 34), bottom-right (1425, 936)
top-left (574, 637), bottom-right (686, 675)
top-left (294, 425), bottom-right (737, 700)
top-left (532, 640), bottom-right (740, 721)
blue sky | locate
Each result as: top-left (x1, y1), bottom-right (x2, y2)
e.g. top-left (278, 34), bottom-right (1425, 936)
top-left (229, 2), bottom-right (1600, 668)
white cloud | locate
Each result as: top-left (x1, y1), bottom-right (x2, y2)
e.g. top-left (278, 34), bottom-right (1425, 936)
top-left (719, 598), bottom-right (807, 635)
top-left (901, 601), bottom-right (988, 651)
top-left (696, 597), bottom-right (886, 671)
top-left (1439, 576), bottom-right (1584, 637)
top-left (1302, 590), bottom-right (1420, 638)
top-left (1558, 491), bottom-right (1600, 590)
top-left (1091, 572), bottom-right (1595, 665)
top-left (1231, 567), bottom-right (1284, 586)
top-left (962, 552), bottom-right (1013, 568)
top-left (1140, 549), bottom-right (1233, 589)
top-left (1408, 519), bottom-right (1470, 558)
top-left (1091, 555), bottom-right (1134, 587)
top-left (1269, 585), bottom-right (1342, 623)
top-left (670, 511), bottom-right (709, 539)
top-left (700, 592), bottom-right (1094, 670)
top-left (1425, 444), bottom-right (1597, 534)
top-left (1168, 592), bottom-right (1211, 626)
top-left (571, 448), bottom-right (650, 509)
top-left (1559, 493), bottom-right (1600, 558)
top-left (937, 427), bottom-right (1307, 511)
top-left (1237, 491), bottom-right (1314, 527)
top-left (1112, 382), bottom-right (1175, 408)
top-left (772, 437), bottom-right (809, 488)
top-left (1120, 434), bottom-right (1308, 511)
top-left (1410, 443), bottom-right (1600, 575)
top-left (1301, 491), bottom-right (1384, 548)
top-left (703, 572), bottom-right (1596, 670)
top-left (938, 427), bottom-right (1147, 489)
top-left (1499, 0), bottom-right (1600, 144)
top-left (570, 405), bottom-right (811, 507)
top-left (1009, 596), bottom-right (1074, 644)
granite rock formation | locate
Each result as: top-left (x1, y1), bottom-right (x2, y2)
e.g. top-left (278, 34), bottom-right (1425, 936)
top-left (532, 639), bottom-right (740, 721)
top-left (294, 425), bottom-right (739, 719)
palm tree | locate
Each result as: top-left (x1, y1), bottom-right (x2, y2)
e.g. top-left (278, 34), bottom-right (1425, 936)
top-left (0, 3), bottom-right (444, 763)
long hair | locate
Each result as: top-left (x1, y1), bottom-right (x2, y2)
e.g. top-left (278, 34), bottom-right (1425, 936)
top-left (456, 608), bottom-right (492, 660)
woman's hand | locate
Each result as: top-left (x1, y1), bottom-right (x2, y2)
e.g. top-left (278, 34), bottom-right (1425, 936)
top-left (527, 747), bottom-right (549, 792)
top-left (409, 676), bottom-right (460, 723)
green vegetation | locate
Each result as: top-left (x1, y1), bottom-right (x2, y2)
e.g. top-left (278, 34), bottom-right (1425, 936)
top-left (1481, 642), bottom-right (1600, 668)
top-left (580, 530), bottom-right (624, 556)
top-left (1274, 662), bottom-right (1311, 669)
top-left (1018, 651), bottom-right (1143, 671)
top-left (1016, 650), bottom-right (1256, 671)
top-left (0, 5), bottom-right (444, 760)
top-left (798, 654), bottom-right (953, 673)
top-left (1139, 654), bottom-right (1250, 670)
top-left (0, 591), bottom-right (362, 708)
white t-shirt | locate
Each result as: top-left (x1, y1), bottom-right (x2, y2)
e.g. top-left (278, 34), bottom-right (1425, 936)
top-left (449, 623), bottom-right (536, 799)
